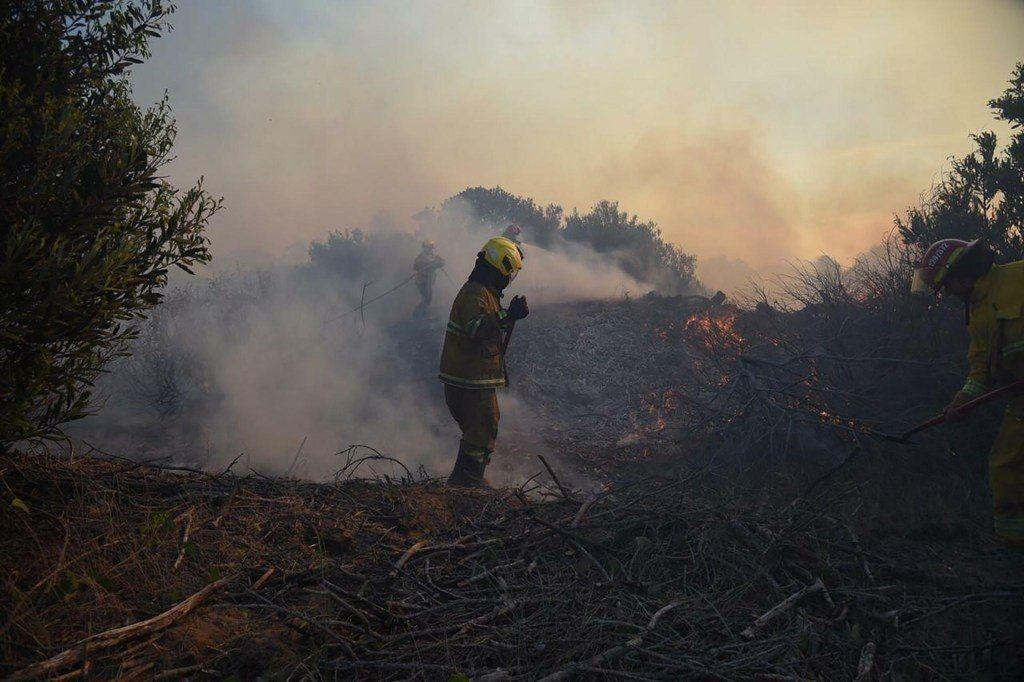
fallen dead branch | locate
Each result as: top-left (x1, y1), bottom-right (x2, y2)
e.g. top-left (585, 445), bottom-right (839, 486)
top-left (537, 454), bottom-right (574, 500)
top-left (10, 576), bottom-right (230, 680)
top-left (741, 578), bottom-right (825, 639)
top-left (172, 507), bottom-right (195, 572)
top-left (537, 601), bottom-right (684, 682)
top-left (2, 447), bottom-right (1022, 679)
top-left (251, 567), bottom-right (275, 590)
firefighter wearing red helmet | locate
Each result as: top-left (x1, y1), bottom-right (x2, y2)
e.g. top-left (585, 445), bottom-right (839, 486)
top-left (913, 238), bottom-right (1024, 549)
top-left (501, 224), bottom-right (523, 244)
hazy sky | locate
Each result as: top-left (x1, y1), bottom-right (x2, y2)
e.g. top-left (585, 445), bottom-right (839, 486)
top-left (134, 0), bottom-right (1024, 270)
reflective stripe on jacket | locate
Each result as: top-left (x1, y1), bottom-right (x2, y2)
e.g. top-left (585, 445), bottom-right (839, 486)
top-left (439, 281), bottom-right (508, 389)
top-left (958, 260), bottom-right (1024, 400)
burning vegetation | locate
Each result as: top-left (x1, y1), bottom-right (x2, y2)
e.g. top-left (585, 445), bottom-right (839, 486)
top-left (6, 237), bottom-right (1023, 678)
top-left (3, 2), bottom-right (1024, 680)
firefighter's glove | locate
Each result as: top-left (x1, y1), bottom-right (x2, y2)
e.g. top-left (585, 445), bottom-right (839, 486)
top-left (508, 295), bottom-right (529, 321)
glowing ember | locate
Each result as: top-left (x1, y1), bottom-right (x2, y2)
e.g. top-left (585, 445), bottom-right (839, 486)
top-left (684, 311), bottom-right (746, 355)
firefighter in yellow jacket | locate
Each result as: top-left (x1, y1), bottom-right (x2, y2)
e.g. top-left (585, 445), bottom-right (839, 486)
top-left (439, 237), bottom-right (528, 486)
top-left (913, 238), bottom-right (1024, 549)
top-left (412, 240), bottom-right (445, 317)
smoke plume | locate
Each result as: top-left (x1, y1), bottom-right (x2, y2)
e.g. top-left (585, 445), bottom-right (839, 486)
top-left (72, 204), bottom-right (648, 482)
top-left (133, 0), bottom-right (1024, 270)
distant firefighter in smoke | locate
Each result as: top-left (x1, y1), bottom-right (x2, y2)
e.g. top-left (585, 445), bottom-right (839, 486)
top-left (913, 238), bottom-right (1024, 550)
top-left (412, 240), bottom-right (445, 317)
top-left (502, 223), bottom-right (523, 243)
top-left (439, 237), bottom-right (528, 486)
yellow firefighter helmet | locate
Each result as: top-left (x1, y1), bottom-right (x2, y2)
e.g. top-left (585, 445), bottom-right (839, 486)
top-left (482, 236), bottom-right (523, 280)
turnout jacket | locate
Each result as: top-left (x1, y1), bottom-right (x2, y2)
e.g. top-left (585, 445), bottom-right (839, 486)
top-left (414, 252), bottom-right (444, 281)
top-left (956, 260), bottom-right (1024, 402)
top-left (439, 281), bottom-right (509, 389)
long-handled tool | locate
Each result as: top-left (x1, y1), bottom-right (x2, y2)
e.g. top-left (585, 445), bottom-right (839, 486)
top-left (322, 274), bottom-right (416, 326)
top-left (888, 377), bottom-right (1024, 443)
top-left (501, 319), bottom-right (516, 356)
top-left (797, 378), bottom-right (1024, 501)
top-left (498, 320), bottom-right (516, 388)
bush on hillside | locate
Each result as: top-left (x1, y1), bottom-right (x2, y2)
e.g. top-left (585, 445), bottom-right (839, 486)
top-left (440, 186), bottom-right (564, 248)
top-left (435, 188), bottom-right (699, 293)
top-left (564, 200), bottom-right (698, 294)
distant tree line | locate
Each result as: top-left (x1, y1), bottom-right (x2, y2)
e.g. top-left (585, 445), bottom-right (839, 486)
top-left (307, 187), bottom-right (701, 296)
top-left (438, 187), bottom-right (699, 294)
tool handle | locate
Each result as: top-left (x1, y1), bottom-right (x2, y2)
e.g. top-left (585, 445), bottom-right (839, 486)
top-left (902, 377), bottom-right (1024, 439)
top-left (501, 319), bottom-right (516, 356)
top-left (901, 414), bottom-right (946, 439)
top-left (947, 377), bottom-right (1024, 417)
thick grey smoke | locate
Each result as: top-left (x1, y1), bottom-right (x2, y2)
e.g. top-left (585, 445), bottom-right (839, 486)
top-left (72, 204), bottom-right (649, 483)
top-left (134, 1), bottom-right (1024, 271)
top-left (82, 0), bottom-right (1024, 477)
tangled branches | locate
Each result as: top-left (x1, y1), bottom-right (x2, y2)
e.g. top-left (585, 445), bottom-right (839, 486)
top-left (2, 450), bottom-right (1021, 679)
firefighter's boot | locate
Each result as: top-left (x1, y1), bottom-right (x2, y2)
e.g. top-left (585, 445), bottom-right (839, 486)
top-left (447, 448), bottom-right (490, 487)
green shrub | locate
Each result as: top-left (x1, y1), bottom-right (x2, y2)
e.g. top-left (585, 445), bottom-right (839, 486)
top-left (0, 1), bottom-right (220, 447)
top-left (307, 229), bottom-right (400, 285)
top-left (898, 62), bottom-right (1024, 260)
top-left (440, 186), bottom-right (564, 248)
top-left (564, 200), bottom-right (698, 294)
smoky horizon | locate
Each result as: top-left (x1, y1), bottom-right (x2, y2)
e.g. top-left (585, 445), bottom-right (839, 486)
top-left (131, 0), bottom-right (1024, 289)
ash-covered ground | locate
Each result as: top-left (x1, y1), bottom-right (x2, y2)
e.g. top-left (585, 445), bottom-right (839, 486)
top-left (4, 423), bottom-right (1023, 679)
top-left (7, 288), bottom-right (1024, 680)
top-left (70, 287), bottom-right (721, 487)
top-left (403, 294), bottom-right (721, 483)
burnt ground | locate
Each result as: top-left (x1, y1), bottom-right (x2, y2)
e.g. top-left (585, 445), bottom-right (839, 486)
top-left (2, 445), bottom-right (1022, 680)
top-left (402, 294), bottom-right (726, 484)
top-left (3, 295), bottom-right (1024, 679)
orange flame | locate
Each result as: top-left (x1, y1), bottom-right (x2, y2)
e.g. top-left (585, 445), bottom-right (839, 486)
top-left (684, 310), bottom-right (746, 355)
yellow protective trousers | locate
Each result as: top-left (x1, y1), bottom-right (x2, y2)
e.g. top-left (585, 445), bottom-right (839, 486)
top-left (990, 397), bottom-right (1024, 548)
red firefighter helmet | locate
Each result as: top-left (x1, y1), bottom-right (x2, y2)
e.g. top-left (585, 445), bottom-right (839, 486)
top-left (911, 238), bottom-right (979, 295)
top-left (502, 224), bottom-right (522, 243)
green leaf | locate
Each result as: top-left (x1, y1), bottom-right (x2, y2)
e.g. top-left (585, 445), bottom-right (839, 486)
top-left (11, 498), bottom-right (29, 513)
top-left (54, 572), bottom-right (82, 602)
top-left (144, 510), bottom-right (170, 535)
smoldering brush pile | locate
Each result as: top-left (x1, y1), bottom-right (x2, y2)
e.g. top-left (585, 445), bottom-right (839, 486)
top-left (512, 246), bottom-right (971, 470)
